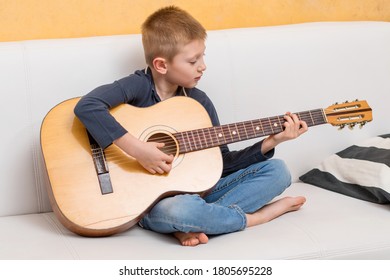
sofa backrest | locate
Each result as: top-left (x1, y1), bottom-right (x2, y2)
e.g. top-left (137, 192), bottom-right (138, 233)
top-left (1, 22), bottom-right (389, 216)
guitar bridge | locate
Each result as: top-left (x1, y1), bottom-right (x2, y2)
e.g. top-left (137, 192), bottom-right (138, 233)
top-left (87, 132), bottom-right (113, 195)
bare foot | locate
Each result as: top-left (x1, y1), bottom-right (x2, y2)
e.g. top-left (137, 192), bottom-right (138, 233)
top-left (172, 196), bottom-right (305, 245)
top-left (173, 232), bottom-right (209, 246)
top-left (246, 196), bottom-right (306, 227)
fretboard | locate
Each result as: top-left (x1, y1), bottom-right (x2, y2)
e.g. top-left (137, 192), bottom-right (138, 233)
top-left (174, 109), bottom-right (326, 154)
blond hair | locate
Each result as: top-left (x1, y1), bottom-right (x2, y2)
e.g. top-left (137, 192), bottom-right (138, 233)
top-left (141, 6), bottom-right (207, 66)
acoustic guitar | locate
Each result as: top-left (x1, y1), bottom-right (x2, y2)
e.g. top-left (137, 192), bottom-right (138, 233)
top-left (40, 97), bottom-right (372, 236)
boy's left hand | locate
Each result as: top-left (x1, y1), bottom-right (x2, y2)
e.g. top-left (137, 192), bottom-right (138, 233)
top-left (276, 112), bottom-right (308, 142)
top-left (261, 112), bottom-right (308, 154)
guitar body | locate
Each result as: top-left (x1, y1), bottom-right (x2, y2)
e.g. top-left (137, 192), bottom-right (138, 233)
top-left (41, 97), bottom-right (223, 236)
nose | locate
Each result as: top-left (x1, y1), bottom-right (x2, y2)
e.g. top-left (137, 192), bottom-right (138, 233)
top-left (198, 58), bottom-right (207, 72)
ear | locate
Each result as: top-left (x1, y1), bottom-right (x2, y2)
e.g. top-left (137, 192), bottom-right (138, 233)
top-left (152, 57), bottom-right (167, 74)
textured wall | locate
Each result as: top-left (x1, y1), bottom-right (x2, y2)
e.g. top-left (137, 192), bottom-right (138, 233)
top-left (1, 0), bottom-right (389, 42)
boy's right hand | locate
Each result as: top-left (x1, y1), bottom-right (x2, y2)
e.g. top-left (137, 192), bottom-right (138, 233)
top-left (113, 133), bottom-right (174, 174)
top-left (132, 141), bottom-right (174, 174)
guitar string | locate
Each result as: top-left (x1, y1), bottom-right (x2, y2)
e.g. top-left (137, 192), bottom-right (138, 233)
top-left (131, 112), bottom-right (328, 149)
top-left (99, 111), bottom-right (330, 161)
top-left (99, 107), bottom-right (362, 158)
top-left (135, 111), bottom-right (328, 145)
top-left (102, 107), bottom-right (365, 155)
top-left (94, 109), bottom-right (367, 164)
top-left (102, 111), bottom-right (328, 151)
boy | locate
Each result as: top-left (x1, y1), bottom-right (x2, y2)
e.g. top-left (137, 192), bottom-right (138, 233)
top-left (74, 6), bottom-right (307, 246)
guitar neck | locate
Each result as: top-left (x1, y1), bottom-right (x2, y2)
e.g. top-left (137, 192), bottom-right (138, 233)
top-left (174, 108), bottom-right (326, 154)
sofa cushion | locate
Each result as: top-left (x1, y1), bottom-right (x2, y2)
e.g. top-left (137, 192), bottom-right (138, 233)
top-left (299, 134), bottom-right (390, 204)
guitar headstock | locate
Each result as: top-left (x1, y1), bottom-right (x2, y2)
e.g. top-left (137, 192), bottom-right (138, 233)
top-left (325, 100), bottom-right (372, 129)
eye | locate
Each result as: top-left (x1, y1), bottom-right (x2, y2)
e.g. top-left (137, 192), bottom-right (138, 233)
top-left (189, 61), bottom-right (197, 65)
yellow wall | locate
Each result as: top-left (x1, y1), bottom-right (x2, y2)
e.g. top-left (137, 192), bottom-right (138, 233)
top-left (1, 0), bottom-right (389, 42)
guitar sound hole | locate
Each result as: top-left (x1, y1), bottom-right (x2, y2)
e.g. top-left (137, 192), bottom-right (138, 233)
top-left (146, 133), bottom-right (178, 157)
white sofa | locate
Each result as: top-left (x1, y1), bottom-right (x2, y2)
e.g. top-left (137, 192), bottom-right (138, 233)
top-left (1, 21), bottom-right (389, 260)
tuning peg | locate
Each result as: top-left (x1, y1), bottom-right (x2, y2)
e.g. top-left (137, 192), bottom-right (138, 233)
top-left (359, 121), bottom-right (366, 128)
top-left (338, 124), bottom-right (345, 130)
top-left (349, 123), bottom-right (356, 130)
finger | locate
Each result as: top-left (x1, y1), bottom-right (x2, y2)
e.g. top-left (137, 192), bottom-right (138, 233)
top-left (160, 162), bottom-right (172, 173)
top-left (165, 154), bottom-right (174, 163)
top-left (284, 112), bottom-right (293, 122)
top-left (299, 120), bottom-right (308, 133)
top-left (155, 167), bottom-right (165, 174)
top-left (161, 153), bottom-right (174, 163)
top-left (282, 113), bottom-right (292, 129)
top-left (147, 167), bottom-right (157, 174)
top-left (284, 113), bottom-right (298, 130)
top-left (155, 141), bottom-right (165, 147)
top-left (285, 113), bottom-right (298, 125)
top-left (289, 113), bottom-right (305, 133)
top-left (154, 142), bottom-right (174, 163)
top-left (290, 113), bottom-right (300, 124)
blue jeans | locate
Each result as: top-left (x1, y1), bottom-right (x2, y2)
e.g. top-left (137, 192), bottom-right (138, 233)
top-left (139, 159), bottom-right (291, 235)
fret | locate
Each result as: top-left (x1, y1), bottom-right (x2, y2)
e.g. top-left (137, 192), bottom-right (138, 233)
top-left (240, 122), bottom-right (249, 140)
top-left (175, 132), bottom-right (185, 153)
top-left (184, 131), bottom-right (193, 152)
top-left (234, 123), bottom-right (242, 141)
top-left (253, 119), bottom-right (265, 137)
top-left (250, 120), bottom-right (261, 137)
top-left (263, 118), bottom-right (272, 135)
top-left (195, 129), bottom-right (203, 149)
top-left (249, 121), bottom-right (256, 136)
top-left (276, 116), bottom-right (284, 133)
top-left (222, 125), bottom-right (233, 143)
top-left (310, 111), bottom-right (318, 126)
top-left (226, 124), bottom-right (233, 142)
top-left (213, 126), bottom-right (225, 145)
top-left (277, 116), bottom-right (284, 133)
top-left (200, 129), bottom-right (208, 149)
top-left (316, 109), bottom-right (327, 125)
top-left (220, 126), bottom-right (228, 144)
top-left (209, 127), bottom-right (218, 146)
top-left (267, 118), bottom-right (272, 132)
top-left (226, 124), bottom-right (239, 143)
top-left (307, 111), bottom-right (315, 126)
top-left (297, 109), bottom-right (326, 127)
top-left (299, 111), bottom-right (312, 126)
top-left (320, 109), bottom-right (327, 125)
top-left (189, 131), bottom-right (198, 151)
top-left (205, 127), bottom-right (214, 148)
top-left (297, 112), bottom-right (306, 125)
top-left (268, 117), bottom-right (278, 134)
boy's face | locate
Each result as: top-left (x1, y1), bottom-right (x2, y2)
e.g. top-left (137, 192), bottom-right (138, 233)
top-left (165, 39), bottom-right (206, 88)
